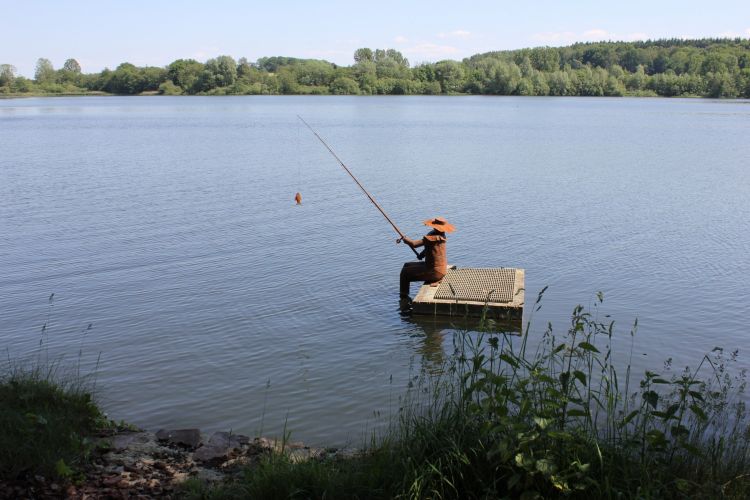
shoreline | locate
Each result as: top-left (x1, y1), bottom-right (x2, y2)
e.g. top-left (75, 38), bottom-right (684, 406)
top-left (0, 92), bottom-right (728, 100)
top-left (0, 426), bottom-right (352, 498)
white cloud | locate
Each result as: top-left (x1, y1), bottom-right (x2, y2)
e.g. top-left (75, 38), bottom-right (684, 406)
top-left (718, 29), bottom-right (750, 38)
top-left (192, 47), bottom-right (221, 61)
top-left (402, 43), bottom-right (460, 59)
top-left (583, 28), bottom-right (609, 38)
top-left (532, 31), bottom-right (577, 43)
top-left (531, 29), bottom-right (651, 45)
top-left (438, 30), bottom-right (471, 39)
top-left (394, 35), bottom-right (409, 43)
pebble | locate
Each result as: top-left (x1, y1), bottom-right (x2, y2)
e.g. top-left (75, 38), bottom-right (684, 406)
top-left (1, 428), bottom-right (358, 498)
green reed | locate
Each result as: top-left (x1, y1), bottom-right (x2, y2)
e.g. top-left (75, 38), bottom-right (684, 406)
top-left (187, 290), bottom-right (750, 499)
top-left (1, 294), bottom-right (112, 482)
top-left (385, 289), bottom-right (750, 498)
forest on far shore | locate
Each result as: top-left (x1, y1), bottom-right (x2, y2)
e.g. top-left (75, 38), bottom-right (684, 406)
top-left (2, 39), bottom-right (750, 98)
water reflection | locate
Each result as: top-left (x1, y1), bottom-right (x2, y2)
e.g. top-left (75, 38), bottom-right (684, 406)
top-left (401, 314), bottom-right (523, 370)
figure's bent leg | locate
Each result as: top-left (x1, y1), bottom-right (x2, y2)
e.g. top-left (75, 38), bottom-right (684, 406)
top-left (400, 264), bottom-right (413, 298)
top-left (400, 262), bottom-right (428, 299)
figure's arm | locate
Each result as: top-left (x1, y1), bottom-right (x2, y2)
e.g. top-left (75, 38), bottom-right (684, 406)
top-left (400, 236), bottom-right (425, 249)
top-left (398, 236), bottom-right (425, 260)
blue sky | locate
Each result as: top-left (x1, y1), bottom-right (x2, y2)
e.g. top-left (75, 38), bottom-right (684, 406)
top-left (3, 0), bottom-right (749, 76)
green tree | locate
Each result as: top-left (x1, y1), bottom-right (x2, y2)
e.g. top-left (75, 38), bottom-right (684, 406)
top-left (489, 61), bottom-right (521, 94)
top-left (706, 72), bottom-right (737, 97)
top-left (35, 58), bottom-right (55, 83)
top-left (412, 63), bottom-right (436, 83)
top-left (531, 71), bottom-right (550, 95)
top-left (158, 80), bottom-right (182, 95)
top-left (276, 67), bottom-right (299, 94)
top-left (204, 55), bottom-right (237, 88)
top-left (434, 60), bottom-right (465, 93)
top-left (605, 75), bottom-right (625, 96)
top-left (353, 60), bottom-right (376, 93)
top-left (9, 38), bottom-right (750, 99)
top-left (516, 77), bottom-right (535, 95)
top-left (167, 59), bottom-right (203, 92)
top-left (374, 48), bottom-right (410, 79)
top-left (575, 67), bottom-right (606, 96)
top-left (547, 71), bottom-right (572, 96)
top-left (103, 63), bottom-right (144, 94)
top-left (140, 66), bottom-right (167, 90)
top-left (295, 60), bottom-right (335, 86)
top-left (739, 68), bottom-right (750, 98)
top-left (256, 56), bottom-right (302, 72)
top-left (582, 46), bottom-right (616, 68)
top-left (530, 47), bottom-right (560, 72)
top-left (463, 59), bottom-right (500, 94)
top-left (13, 76), bottom-right (33, 93)
top-left (0, 64), bottom-right (16, 87)
top-left (58, 58), bottom-right (82, 85)
top-left (620, 48), bottom-right (641, 72)
top-left (62, 58), bottom-right (81, 74)
top-left (701, 53), bottom-right (727, 75)
top-left (238, 64), bottom-right (263, 84)
top-left (519, 56), bottom-right (534, 78)
top-left (329, 76), bottom-right (359, 94)
top-left (237, 57), bottom-right (256, 81)
top-left (626, 65), bottom-right (649, 91)
top-left (421, 80), bottom-right (442, 94)
top-left (353, 48), bottom-right (373, 63)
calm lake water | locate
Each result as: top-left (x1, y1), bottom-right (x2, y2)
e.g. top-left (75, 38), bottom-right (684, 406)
top-left (1, 96), bottom-right (749, 446)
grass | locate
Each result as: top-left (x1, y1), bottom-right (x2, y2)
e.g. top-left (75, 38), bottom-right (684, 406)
top-left (0, 362), bottom-right (108, 481)
top-left (183, 290), bottom-right (750, 499)
top-left (1, 294), bottom-right (111, 482)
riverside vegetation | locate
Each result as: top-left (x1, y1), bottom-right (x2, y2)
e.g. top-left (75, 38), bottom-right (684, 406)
top-left (2, 39), bottom-right (750, 98)
top-left (2, 292), bottom-right (749, 498)
top-left (0, 295), bottom-right (124, 487)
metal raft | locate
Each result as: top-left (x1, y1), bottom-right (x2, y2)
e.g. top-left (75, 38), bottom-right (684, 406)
top-left (412, 267), bottom-right (525, 320)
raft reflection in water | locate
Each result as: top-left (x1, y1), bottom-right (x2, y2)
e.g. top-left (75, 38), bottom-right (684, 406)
top-left (401, 314), bottom-right (523, 370)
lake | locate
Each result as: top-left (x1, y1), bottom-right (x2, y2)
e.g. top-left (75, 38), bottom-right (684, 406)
top-left (1, 95), bottom-right (748, 446)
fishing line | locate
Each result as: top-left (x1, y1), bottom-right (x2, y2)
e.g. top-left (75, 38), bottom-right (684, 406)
top-left (297, 115), bottom-right (419, 257)
top-left (294, 117), bottom-right (302, 205)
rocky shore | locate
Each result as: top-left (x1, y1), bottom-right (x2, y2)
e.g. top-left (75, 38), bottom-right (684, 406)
top-left (2, 428), bottom-right (352, 499)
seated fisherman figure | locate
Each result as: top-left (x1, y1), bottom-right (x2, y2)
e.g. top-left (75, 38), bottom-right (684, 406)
top-left (398, 217), bottom-right (455, 308)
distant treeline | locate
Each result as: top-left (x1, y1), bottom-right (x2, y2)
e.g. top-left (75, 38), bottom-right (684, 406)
top-left (2, 39), bottom-right (750, 98)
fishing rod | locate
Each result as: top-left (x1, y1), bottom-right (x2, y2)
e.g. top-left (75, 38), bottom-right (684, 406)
top-left (297, 115), bottom-right (419, 258)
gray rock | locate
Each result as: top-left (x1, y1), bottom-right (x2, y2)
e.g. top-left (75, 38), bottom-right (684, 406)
top-left (207, 431), bottom-right (247, 449)
top-left (108, 432), bottom-right (146, 451)
top-left (286, 441), bottom-right (306, 450)
top-left (287, 448), bottom-right (312, 463)
top-left (155, 428), bottom-right (202, 449)
top-left (334, 447), bottom-right (361, 459)
top-left (253, 437), bottom-right (275, 450)
top-left (193, 444), bottom-right (228, 462)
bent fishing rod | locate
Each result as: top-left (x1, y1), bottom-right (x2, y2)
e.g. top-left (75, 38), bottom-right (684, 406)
top-left (297, 115), bottom-right (420, 258)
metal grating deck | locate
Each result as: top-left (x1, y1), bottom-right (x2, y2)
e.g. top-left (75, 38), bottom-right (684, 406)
top-left (434, 268), bottom-right (516, 303)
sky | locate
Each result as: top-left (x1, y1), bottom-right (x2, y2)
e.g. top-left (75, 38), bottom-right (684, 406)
top-left (2, 0), bottom-right (750, 77)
